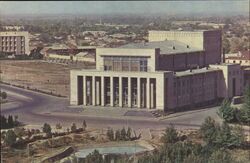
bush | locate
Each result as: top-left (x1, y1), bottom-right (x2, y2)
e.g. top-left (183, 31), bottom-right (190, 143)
top-left (107, 128), bottom-right (114, 141)
top-left (4, 130), bottom-right (17, 146)
top-left (42, 123), bottom-right (52, 136)
top-left (208, 150), bottom-right (233, 163)
top-left (240, 85), bottom-right (250, 123)
top-left (1, 91), bottom-right (7, 99)
top-left (161, 124), bottom-right (179, 145)
top-left (218, 99), bottom-right (237, 122)
top-left (71, 123), bottom-right (77, 132)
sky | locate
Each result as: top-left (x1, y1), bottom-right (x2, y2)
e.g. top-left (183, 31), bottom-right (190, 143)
top-left (0, 1), bottom-right (249, 16)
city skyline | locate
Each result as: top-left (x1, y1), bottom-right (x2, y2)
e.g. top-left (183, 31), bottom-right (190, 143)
top-left (0, 1), bottom-right (249, 16)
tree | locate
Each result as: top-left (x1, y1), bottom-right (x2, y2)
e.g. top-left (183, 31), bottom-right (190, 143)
top-left (85, 149), bottom-right (103, 163)
top-left (82, 120), bottom-right (87, 131)
top-left (240, 85), bottom-right (250, 123)
top-left (42, 123), bottom-right (52, 136)
top-left (200, 117), bottom-right (219, 145)
top-left (161, 124), bottom-right (178, 145)
top-left (218, 99), bottom-right (236, 122)
top-left (107, 128), bottom-right (114, 141)
top-left (121, 127), bottom-right (127, 141)
top-left (7, 115), bottom-right (14, 128)
top-left (115, 130), bottom-right (121, 141)
top-left (71, 123), bottom-right (77, 132)
top-left (1, 91), bottom-right (7, 99)
top-left (208, 150), bottom-right (233, 163)
top-left (126, 127), bottom-right (132, 140)
top-left (4, 130), bottom-right (17, 146)
top-left (1, 115), bottom-right (7, 129)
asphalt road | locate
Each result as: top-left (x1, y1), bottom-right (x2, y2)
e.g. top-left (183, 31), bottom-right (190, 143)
top-left (1, 84), bottom-right (222, 130)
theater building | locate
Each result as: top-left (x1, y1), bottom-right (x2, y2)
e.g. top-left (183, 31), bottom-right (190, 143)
top-left (70, 30), bottom-right (244, 111)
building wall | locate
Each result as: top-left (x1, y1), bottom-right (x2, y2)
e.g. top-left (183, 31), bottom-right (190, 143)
top-left (203, 30), bottom-right (222, 65)
top-left (148, 30), bottom-right (222, 65)
top-left (96, 48), bottom-right (159, 72)
top-left (70, 69), bottom-right (167, 110)
top-left (148, 31), bottom-right (204, 49)
top-left (226, 59), bottom-right (250, 66)
top-left (0, 31), bottom-right (30, 55)
top-left (210, 64), bottom-right (243, 98)
top-left (169, 70), bottom-right (220, 110)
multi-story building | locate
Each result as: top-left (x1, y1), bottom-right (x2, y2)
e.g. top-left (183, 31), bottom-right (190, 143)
top-left (0, 31), bottom-right (30, 55)
top-left (70, 30), bottom-right (243, 111)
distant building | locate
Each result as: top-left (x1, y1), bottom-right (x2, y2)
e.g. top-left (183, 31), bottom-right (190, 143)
top-left (225, 50), bottom-right (250, 66)
top-left (0, 31), bottom-right (30, 55)
top-left (70, 30), bottom-right (244, 111)
top-left (44, 45), bottom-right (96, 63)
top-left (2, 26), bottom-right (24, 31)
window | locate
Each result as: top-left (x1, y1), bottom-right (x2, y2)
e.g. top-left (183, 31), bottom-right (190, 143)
top-left (103, 56), bottom-right (148, 72)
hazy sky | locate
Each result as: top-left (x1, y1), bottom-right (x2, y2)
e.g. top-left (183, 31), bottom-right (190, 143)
top-left (0, 1), bottom-right (248, 16)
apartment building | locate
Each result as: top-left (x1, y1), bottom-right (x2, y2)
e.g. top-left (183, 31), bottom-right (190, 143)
top-left (0, 31), bottom-right (30, 55)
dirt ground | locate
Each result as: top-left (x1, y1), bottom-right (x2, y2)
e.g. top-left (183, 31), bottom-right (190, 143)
top-left (0, 60), bottom-right (94, 97)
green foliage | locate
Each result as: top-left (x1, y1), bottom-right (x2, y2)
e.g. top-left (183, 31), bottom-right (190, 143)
top-left (82, 120), bottom-right (87, 130)
top-left (42, 123), bottom-right (52, 135)
top-left (1, 91), bottom-right (7, 99)
top-left (85, 149), bottom-right (104, 163)
top-left (218, 99), bottom-right (236, 122)
top-left (4, 130), bottom-right (17, 146)
top-left (14, 127), bottom-right (25, 138)
top-left (208, 150), bottom-right (233, 163)
top-left (200, 117), bottom-right (219, 145)
top-left (7, 115), bottom-right (14, 128)
top-left (107, 128), bottom-right (114, 141)
top-left (115, 129), bottom-right (121, 141)
top-left (120, 127), bottom-right (127, 141)
top-left (240, 85), bottom-right (250, 123)
top-left (71, 123), bottom-right (77, 132)
top-left (126, 127), bottom-right (132, 140)
top-left (161, 124), bottom-right (179, 145)
top-left (200, 117), bottom-right (244, 148)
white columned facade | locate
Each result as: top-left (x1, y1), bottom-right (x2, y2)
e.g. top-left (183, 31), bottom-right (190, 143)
top-left (92, 76), bottom-right (96, 105)
top-left (119, 77), bottom-right (123, 107)
top-left (101, 76), bottom-right (105, 106)
top-left (128, 77), bottom-right (132, 107)
top-left (146, 78), bottom-right (151, 109)
top-left (83, 76), bottom-right (87, 106)
top-left (110, 77), bottom-right (114, 107)
top-left (137, 78), bottom-right (141, 108)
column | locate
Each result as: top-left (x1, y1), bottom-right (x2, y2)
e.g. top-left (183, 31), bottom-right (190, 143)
top-left (146, 78), bottom-right (151, 109)
top-left (128, 77), bottom-right (132, 108)
top-left (83, 76), bottom-right (87, 106)
top-left (150, 82), bottom-right (154, 108)
top-left (110, 77), bottom-right (114, 107)
top-left (92, 76), bottom-right (96, 106)
top-left (119, 77), bottom-right (123, 107)
top-left (96, 80), bottom-right (100, 105)
top-left (101, 76), bottom-right (105, 106)
top-left (137, 78), bottom-right (141, 108)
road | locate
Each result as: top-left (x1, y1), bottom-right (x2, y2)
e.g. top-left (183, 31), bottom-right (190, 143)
top-left (1, 84), bottom-right (222, 130)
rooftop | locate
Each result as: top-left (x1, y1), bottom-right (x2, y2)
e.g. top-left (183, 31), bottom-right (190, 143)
top-left (119, 41), bottom-right (203, 54)
top-left (175, 67), bottom-right (220, 77)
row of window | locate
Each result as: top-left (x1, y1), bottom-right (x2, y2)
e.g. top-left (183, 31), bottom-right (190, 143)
top-left (103, 56), bottom-right (148, 72)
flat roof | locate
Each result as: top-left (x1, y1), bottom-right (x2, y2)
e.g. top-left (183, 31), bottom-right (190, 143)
top-left (175, 67), bottom-right (220, 77)
top-left (119, 40), bottom-right (203, 54)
